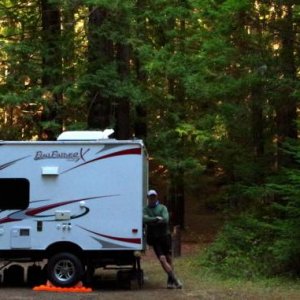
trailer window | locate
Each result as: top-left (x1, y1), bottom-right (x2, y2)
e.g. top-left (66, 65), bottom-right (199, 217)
top-left (0, 178), bottom-right (29, 209)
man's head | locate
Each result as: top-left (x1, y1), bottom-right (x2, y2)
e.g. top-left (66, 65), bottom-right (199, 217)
top-left (147, 189), bottom-right (158, 207)
top-left (147, 189), bottom-right (157, 197)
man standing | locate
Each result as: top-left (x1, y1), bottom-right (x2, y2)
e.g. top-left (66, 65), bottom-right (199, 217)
top-left (143, 189), bottom-right (182, 289)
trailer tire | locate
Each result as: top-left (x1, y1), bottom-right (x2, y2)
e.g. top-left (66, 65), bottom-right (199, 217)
top-left (47, 252), bottom-right (83, 287)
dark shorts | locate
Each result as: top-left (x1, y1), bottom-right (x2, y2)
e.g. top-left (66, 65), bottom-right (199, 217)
top-left (152, 234), bottom-right (172, 258)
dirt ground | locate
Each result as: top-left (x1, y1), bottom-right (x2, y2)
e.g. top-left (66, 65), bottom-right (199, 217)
top-left (0, 242), bottom-right (201, 300)
top-left (1, 241), bottom-right (300, 300)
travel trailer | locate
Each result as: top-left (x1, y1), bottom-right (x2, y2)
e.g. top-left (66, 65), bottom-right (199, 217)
top-left (0, 130), bottom-right (147, 287)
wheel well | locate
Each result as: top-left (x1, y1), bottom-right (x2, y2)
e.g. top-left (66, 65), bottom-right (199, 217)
top-left (46, 242), bottom-right (83, 259)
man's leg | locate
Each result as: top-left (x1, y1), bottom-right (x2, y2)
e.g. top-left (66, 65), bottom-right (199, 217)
top-left (158, 255), bottom-right (182, 289)
top-left (166, 254), bottom-right (173, 269)
top-left (158, 254), bottom-right (173, 273)
top-left (153, 239), bottom-right (182, 289)
top-left (165, 254), bottom-right (175, 287)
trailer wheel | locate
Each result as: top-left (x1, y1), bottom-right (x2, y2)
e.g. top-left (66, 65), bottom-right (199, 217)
top-left (47, 252), bottom-right (83, 287)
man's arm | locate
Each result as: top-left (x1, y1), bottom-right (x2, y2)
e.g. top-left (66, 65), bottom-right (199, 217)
top-left (143, 207), bottom-right (158, 224)
top-left (160, 205), bottom-right (169, 223)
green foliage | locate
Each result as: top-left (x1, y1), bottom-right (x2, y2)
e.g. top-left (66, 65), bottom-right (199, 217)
top-left (203, 141), bottom-right (300, 278)
top-left (191, 0), bottom-right (300, 280)
top-left (201, 214), bottom-right (278, 278)
top-left (266, 172), bottom-right (300, 274)
top-left (84, 0), bottom-right (133, 11)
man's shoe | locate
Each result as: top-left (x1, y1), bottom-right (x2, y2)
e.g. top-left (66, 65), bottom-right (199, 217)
top-left (173, 278), bottom-right (183, 289)
top-left (167, 276), bottom-right (174, 289)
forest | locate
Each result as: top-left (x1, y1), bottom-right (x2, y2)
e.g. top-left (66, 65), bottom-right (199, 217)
top-left (0, 0), bottom-right (300, 279)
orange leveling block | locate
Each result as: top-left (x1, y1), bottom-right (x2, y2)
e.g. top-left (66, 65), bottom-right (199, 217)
top-left (33, 280), bottom-right (93, 293)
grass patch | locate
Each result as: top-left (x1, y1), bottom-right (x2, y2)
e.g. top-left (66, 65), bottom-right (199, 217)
top-left (141, 247), bottom-right (300, 299)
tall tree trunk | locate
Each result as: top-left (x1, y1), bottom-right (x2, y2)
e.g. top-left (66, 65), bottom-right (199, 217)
top-left (62, 3), bottom-right (76, 84)
top-left (250, 15), bottom-right (266, 183)
top-left (167, 12), bottom-right (186, 229)
top-left (251, 17), bottom-right (266, 161)
top-left (115, 43), bottom-right (131, 139)
top-left (134, 0), bottom-right (148, 140)
top-left (169, 167), bottom-right (185, 229)
top-left (251, 81), bottom-right (264, 158)
top-left (87, 7), bottom-right (113, 130)
top-left (276, 4), bottom-right (297, 167)
top-left (40, 0), bottom-right (62, 140)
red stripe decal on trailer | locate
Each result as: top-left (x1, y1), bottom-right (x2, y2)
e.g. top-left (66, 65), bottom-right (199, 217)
top-left (61, 147), bottom-right (141, 174)
top-left (25, 195), bottom-right (115, 216)
top-left (0, 195), bottom-right (117, 224)
top-left (0, 217), bottom-right (22, 224)
top-left (78, 226), bottom-right (141, 244)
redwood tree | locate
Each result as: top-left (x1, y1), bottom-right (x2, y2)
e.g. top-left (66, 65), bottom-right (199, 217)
top-left (40, 0), bottom-right (63, 140)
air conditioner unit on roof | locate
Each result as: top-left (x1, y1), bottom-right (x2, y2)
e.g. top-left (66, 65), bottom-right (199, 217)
top-left (57, 129), bottom-right (114, 141)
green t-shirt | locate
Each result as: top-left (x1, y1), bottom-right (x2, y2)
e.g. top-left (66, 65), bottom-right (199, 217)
top-left (143, 203), bottom-right (170, 242)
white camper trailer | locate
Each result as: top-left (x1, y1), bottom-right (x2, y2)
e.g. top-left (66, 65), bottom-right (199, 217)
top-left (0, 131), bottom-right (148, 287)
